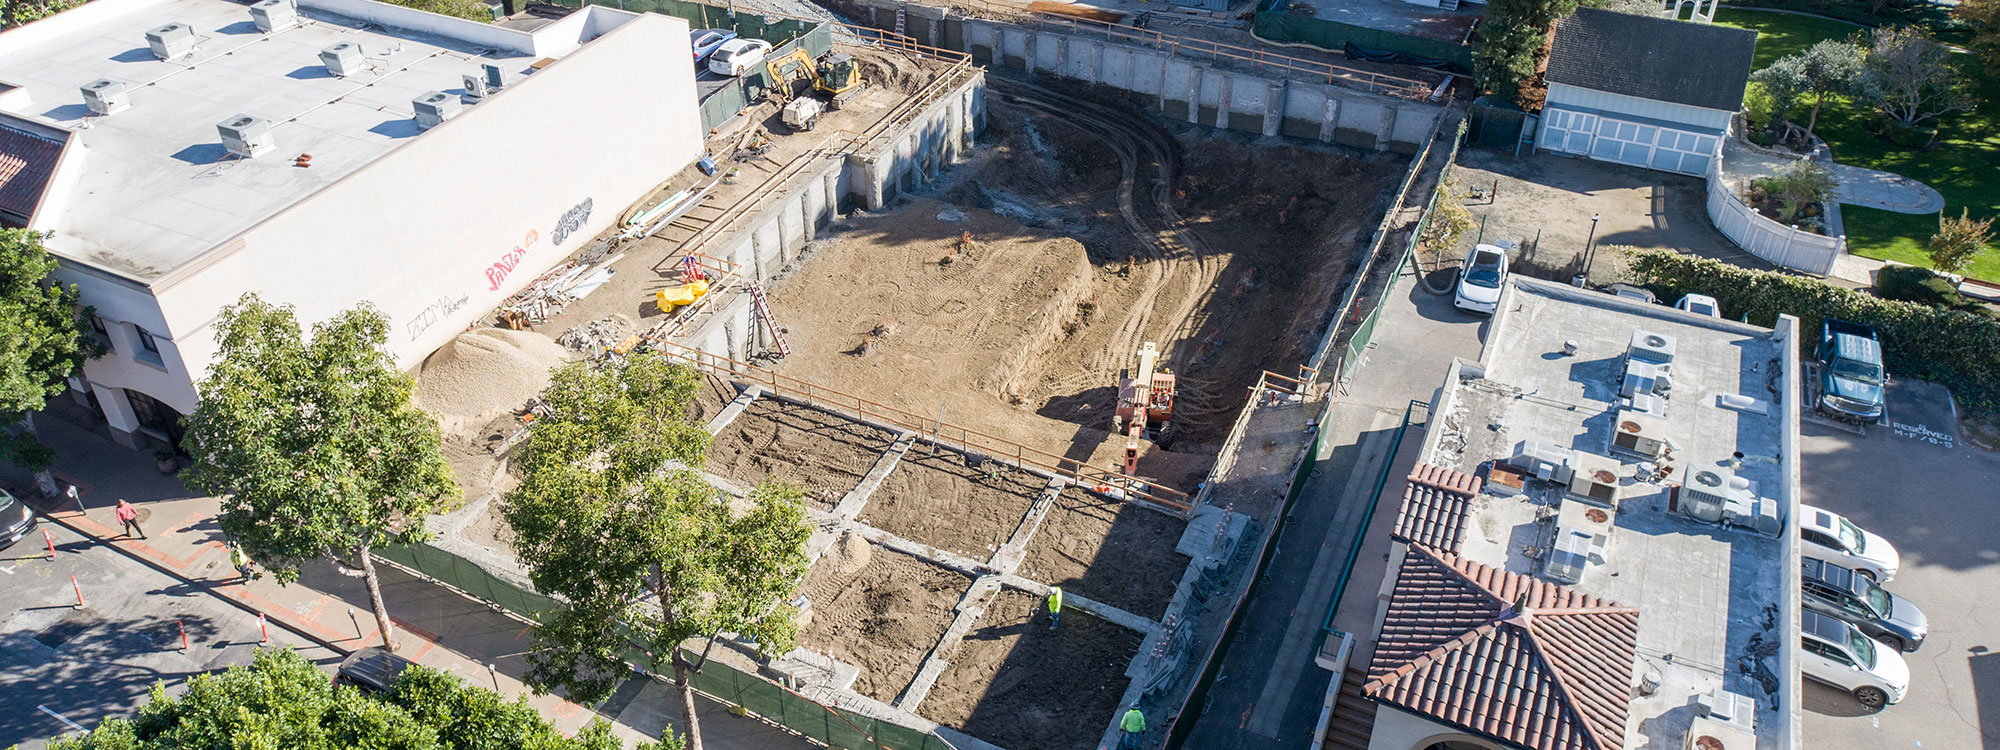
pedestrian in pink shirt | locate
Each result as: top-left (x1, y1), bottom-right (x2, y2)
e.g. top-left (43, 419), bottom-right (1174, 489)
top-left (115, 499), bottom-right (144, 539)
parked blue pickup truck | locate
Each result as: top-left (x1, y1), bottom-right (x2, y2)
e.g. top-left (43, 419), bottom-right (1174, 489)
top-left (1816, 319), bottom-right (1885, 422)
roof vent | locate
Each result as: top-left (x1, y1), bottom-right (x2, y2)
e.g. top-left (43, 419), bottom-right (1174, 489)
top-left (146, 23), bottom-right (197, 61)
top-left (412, 91), bottom-right (462, 130)
top-left (80, 79), bottom-right (131, 116)
top-left (320, 42), bottom-right (365, 77)
top-left (250, 0), bottom-right (298, 32)
top-left (217, 115), bottom-right (276, 159)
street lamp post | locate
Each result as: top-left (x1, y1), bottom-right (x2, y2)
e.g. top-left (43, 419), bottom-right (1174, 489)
top-left (1576, 212), bottom-right (1602, 286)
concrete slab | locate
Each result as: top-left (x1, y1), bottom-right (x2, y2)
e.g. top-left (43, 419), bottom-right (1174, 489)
top-left (833, 431), bottom-right (916, 521)
top-left (704, 385), bottom-right (764, 435)
top-left (987, 477), bottom-right (1065, 575)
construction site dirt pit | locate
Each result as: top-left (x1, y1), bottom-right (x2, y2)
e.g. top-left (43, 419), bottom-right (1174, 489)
top-left (918, 588), bottom-right (1141, 750)
top-left (798, 533), bottom-right (971, 704)
top-left (706, 398), bottom-right (899, 510)
top-left (857, 449), bottom-right (1045, 561)
top-left (1017, 494), bottom-right (1191, 620)
top-left (764, 96), bottom-right (1403, 491)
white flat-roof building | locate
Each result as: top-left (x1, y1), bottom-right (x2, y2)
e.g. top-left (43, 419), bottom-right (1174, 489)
top-left (1359, 278), bottom-right (1803, 750)
top-left (0, 0), bottom-right (702, 447)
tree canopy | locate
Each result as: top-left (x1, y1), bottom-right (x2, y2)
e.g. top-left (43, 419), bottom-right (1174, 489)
top-left (1859, 25), bottom-right (1976, 127)
top-left (0, 229), bottom-right (99, 472)
top-left (46, 647), bottom-right (669, 750)
top-left (503, 353), bottom-right (810, 750)
top-left (1474, 0), bottom-right (1578, 108)
top-left (180, 294), bottom-right (458, 651)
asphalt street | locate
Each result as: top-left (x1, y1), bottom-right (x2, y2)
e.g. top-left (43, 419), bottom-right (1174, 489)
top-left (0, 520), bottom-right (337, 750)
top-left (1799, 378), bottom-right (2000, 749)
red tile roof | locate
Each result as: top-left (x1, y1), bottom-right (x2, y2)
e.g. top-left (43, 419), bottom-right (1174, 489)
top-left (1366, 546), bottom-right (1639, 750)
top-left (0, 123), bottom-right (66, 223)
top-left (1391, 463), bottom-right (1483, 553)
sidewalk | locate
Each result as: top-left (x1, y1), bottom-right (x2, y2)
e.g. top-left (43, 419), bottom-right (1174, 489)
top-left (18, 402), bottom-right (806, 750)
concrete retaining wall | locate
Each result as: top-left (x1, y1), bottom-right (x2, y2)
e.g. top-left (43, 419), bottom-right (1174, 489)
top-left (837, 0), bottom-right (1439, 153)
top-left (678, 67), bottom-right (987, 359)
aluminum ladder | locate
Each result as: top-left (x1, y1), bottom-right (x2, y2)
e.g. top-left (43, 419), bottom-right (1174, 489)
top-left (749, 283), bottom-right (791, 356)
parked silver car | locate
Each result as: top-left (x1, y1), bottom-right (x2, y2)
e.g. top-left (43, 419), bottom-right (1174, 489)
top-left (1802, 557), bottom-right (1927, 652)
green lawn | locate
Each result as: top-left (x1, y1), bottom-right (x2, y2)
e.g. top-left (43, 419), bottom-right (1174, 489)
top-left (1716, 8), bottom-right (2000, 281)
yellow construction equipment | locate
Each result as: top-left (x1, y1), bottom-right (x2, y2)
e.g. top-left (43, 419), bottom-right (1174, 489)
top-left (764, 49), bottom-right (864, 109)
top-left (1114, 342), bottom-right (1177, 476)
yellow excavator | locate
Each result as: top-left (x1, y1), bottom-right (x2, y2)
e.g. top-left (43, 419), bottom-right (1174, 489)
top-left (765, 50), bottom-right (864, 132)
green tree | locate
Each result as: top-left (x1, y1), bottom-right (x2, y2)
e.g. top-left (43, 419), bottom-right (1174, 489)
top-left (1750, 60), bottom-right (1808, 141)
top-left (1789, 40), bottom-right (1867, 138)
top-left (1475, 0), bottom-right (1579, 108)
top-left (1859, 25), bottom-right (1976, 127)
top-left (1759, 160), bottom-right (1839, 223)
top-left (386, 0), bottom-right (494, 22)
top-left (180, 294), bottom-right (458, 653)
top-left (503, 353), bottom-right (810, 750)
top-left (0, 229), bottom-right (100, 472)
top-left (1958, 0), bottom-right (2000, 70)
top-left (1, 0), bottom-right (83, 29)
top-left (48, 648), bottom-right (658, 750)
top-left (1928, 208), bottom-right (1996, 276)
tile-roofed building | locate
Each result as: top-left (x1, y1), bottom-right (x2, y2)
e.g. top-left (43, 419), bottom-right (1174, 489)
top-left (0, 118), bottom-right (69, 226)
top-left (1390, 463), bottom-right (1482, 553)
top-left (1535, 8), bottom-right (1758, 176)
top-left (1366, 546), bottom-right (1640, 750)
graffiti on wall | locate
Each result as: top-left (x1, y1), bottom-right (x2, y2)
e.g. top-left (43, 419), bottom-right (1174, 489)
top-left (551, 198), bottom-right (594, 247)
top-left (405, 293), bottom-right (470, 342)
top-left (484, 229), bottom-right (542, 292)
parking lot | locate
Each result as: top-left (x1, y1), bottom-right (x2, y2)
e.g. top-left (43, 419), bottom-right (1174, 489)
top-left (1799, 378), bottom-right (2000, 748)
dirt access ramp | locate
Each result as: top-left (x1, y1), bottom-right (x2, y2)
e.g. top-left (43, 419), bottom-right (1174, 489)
top-left (762, 97), bottom-right (1400, 492)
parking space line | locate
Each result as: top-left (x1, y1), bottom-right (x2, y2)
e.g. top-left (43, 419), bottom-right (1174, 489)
top-left (37, 705), bottom-right (84, 732)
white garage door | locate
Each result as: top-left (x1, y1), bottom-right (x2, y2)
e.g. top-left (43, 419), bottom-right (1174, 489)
top-left (1541, 109), bottom-right (1718, 176)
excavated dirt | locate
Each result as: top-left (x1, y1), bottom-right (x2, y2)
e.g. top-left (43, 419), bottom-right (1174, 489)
top-left (798, 534), bottom-right (970, 704)
top-left (1018, 494), bottom-right (1191, 620)
top-left (858, 450), bottom-right (1042, 560)
top-left (919, 589), bottom-right (1139, 750)
top-left (765, 102), bottom-right (1400, 490)
top-left (689, 370), bottom-right (740, 426)
top-left (706, 398), bottom-right (897, 509)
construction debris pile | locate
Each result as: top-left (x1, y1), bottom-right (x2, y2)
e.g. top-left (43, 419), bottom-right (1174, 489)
top-left (496, 262), bottom-right (617, 329)
top-left (556, 316), bottom-right (630, 355)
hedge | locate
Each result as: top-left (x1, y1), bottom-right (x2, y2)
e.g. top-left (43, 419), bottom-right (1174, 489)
top-left (1623, 248), bottom-right (2000, 412)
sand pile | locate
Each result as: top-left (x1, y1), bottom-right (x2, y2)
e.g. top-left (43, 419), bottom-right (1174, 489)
top-left (415, 327), bottom-right (576, 435)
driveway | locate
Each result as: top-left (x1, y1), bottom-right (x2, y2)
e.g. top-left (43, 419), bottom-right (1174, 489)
top-left (1444, 148), bottom-right (1769, 285)
top-left (1799, 378), bottom-right (2000, 749)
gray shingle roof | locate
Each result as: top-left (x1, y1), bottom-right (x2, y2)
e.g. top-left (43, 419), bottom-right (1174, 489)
top-left (1546, 8), bottom-right (1759, 112)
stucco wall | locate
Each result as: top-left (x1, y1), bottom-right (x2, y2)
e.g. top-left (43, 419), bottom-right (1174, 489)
top-left (77, 12), bottom-right (702, 418)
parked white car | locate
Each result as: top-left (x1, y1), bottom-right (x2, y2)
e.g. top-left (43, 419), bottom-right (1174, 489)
top-left (707, 38), bottom-right (772, 77)
top-left (1453, 243), bottom-right (1508, 316)
top-left (1799, 504), bottom-right (1901, 582)
top-left (1675, 293), bottom-right (1720, 317)
top-left (1801, 610), bottom-right (1909, 710)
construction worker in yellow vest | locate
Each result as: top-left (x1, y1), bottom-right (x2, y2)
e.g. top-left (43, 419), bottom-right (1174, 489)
top-left (1047, 586), bottom-right (1062, 629)
top-left (1119, 704), bottom-right (1146, 748)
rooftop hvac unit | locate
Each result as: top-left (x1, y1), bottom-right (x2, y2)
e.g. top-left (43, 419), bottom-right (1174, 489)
top-left (1621, 360), bottom-right (1673, 399)
top-left (146, 23), bottom-right (196, 60)
top-left (1725, 496), bottom-right (1785, 536)
top-left (320, 42), bottom-right (365, 77)
top-left (80, 79), bottom-right (130, 116)
top-left (1695, 689), bottom-right (1757, 731)
top-left (1544, 528), bottom-right (1593, 584)
top-left (1680, 467), bottom-right (1754, 523)
top-left (217, 115), bottom-right (275, 159)
top-left (1628, 329), bottom-right (1678, 368)
top-left (1557, 500), bottom-right (1615, 563)
top-left (412, 91), bottom-right (461, 129)
top-left (1622, 391), bottom-right (1667, 416)
top-left (461, 73), bottom-right (490, 100)
top-left (482, 63), bottom-right (517, 91)
top-left (250, 0), bottom-right (298, 32)
top-left (1566, 451), bottom-right (1625, 505)
top-left (1610, 408), bottom-right (1671, 459)
top-left (1509, 440), bottom-right (1575, 484)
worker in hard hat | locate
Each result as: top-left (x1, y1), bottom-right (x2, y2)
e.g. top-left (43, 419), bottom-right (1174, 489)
top-left (1047, 586), bottom-right (1062, 629)
top-left (1119, 704), bottom-right (1146, 748)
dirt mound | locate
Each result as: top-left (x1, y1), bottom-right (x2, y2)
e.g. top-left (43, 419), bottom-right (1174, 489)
top-left (415, 328), bottom-right (575, 434)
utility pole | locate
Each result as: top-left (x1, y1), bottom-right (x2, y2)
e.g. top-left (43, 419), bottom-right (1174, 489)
top-left (1575, 212), bottom-right (1601, 287)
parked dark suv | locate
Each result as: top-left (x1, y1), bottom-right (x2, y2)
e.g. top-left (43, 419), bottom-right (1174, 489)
top-left (334, 647), bottom-right (416, 693)
top-left (1803, 557), bottom-right (1927, 652)
top-left (0, 488), bottom-right (37, 552)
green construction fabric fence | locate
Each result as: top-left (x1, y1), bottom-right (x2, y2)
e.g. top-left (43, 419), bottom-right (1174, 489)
top-left (380, 542), bottom-right (950, 750)
top-left (1252, 9), bottom-right (1474, 72)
